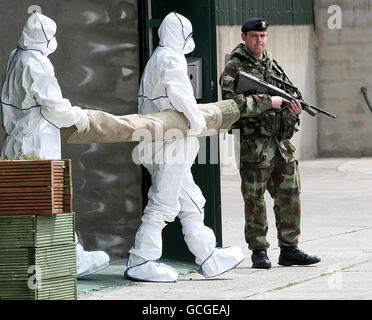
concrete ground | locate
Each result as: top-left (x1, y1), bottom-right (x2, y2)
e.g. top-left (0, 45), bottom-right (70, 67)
top-left (77, 157), bottom-right (372, 300)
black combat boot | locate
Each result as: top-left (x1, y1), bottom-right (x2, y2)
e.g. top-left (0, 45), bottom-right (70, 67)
top-left (278, 246), bottom-right (321, 266)
top-left (251, 249), bottom-right (271, 269)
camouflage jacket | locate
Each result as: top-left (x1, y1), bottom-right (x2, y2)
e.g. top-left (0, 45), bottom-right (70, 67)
top-left (219, 43), bottom-right (300, 168)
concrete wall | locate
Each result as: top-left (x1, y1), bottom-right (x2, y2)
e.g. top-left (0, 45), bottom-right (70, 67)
top-left (216, 25), bottom-right (318, 174)
top-left (0, 0), bottom-right (142, 259)
top-left (315, 0), bottom-right (372, 157)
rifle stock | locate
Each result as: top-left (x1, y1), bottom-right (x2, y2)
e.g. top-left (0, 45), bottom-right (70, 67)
top-left (236, 71), bottom-right (336, 119)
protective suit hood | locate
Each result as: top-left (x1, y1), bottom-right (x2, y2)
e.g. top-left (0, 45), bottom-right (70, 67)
top-left (18, 12), bottom-right (57, 56)
top-left (158, 12), bottom-right (195, 55)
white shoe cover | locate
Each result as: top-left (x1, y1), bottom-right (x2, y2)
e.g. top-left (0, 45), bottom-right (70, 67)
top-left (76, 243), bottom-right (110, 278)
top-left (124, 260), bottom-right (179, 283)
top-left (199, 246), bottom-right (245, 278)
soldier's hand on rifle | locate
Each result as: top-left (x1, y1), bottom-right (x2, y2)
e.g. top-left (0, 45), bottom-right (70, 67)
top-left (288, 99), bottom-right (302, 115)
top-left (271, 96), bottom-right (290, 109)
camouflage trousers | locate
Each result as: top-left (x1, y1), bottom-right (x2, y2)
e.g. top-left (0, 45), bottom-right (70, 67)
top-left (239, 159), bottom-right (301, 250)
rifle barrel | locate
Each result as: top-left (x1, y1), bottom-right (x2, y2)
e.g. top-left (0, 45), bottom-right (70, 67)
top-left (301, 101), bottom-right (336, 118)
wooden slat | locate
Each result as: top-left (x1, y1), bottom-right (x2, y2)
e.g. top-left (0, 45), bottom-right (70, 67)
top-left (0, 172), bottom-right (60, 177)
top-left (0, 200), bottom-right (59, 205)
top-left (0, 210), bottom-right (64, 216)
top-left (0, 183), bottom-right (64, 188)
top-left (0, 160), bottom-right (63, 165)
top-left (0, 197), bottom-right (53, 201)
top-left (0, 187), bottom-right (52, 194)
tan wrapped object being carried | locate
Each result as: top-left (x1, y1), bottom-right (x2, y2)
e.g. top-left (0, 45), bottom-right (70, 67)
top-left (61, 99), bottom-right (239, 144)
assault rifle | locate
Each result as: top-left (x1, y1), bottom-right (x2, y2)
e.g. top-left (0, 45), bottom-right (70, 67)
top-left (235, 71), bottom-right (336, 119)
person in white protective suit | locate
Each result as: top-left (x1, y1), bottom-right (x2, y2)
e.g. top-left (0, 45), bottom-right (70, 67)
top-left (0, 12), bottom-right (110, 278)
top-left (124, 12), bottom-right (245, 282)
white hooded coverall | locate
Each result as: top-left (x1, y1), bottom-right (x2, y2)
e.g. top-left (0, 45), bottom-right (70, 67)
top-left (0, 12), bottom-right (90, 160)
top-left (0, 12), bottom-right (109, 278)
top-left (125, 12), bottom-right (244, 282)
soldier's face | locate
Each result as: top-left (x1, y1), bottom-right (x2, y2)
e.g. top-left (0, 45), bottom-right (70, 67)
top-left (241, 31), bottom-right (268, 58)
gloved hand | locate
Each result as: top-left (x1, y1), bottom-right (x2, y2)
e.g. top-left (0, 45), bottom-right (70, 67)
top-left (188, 125), bottom-right (207, 137)
top-left (75, 109), bottom-right (90, 133)
top-left (187, 115), bottom-right (207, 136)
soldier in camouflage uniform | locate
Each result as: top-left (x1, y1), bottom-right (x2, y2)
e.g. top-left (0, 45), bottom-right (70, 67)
top-left (219, 18), bottom-right (320, 269)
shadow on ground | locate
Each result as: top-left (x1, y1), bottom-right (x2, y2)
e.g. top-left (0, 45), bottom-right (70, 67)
top-left (77, 259), bottom-right (197, 297)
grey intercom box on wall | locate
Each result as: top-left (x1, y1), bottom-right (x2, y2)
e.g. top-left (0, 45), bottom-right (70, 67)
top-left (186, 57), bottom-right (202, 99)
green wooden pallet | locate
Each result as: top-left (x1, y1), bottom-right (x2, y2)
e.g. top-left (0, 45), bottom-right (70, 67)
top-left (0, 275), bottom-right (77, 300)
top-left (0, 213), bottom-right (74, 248)
top-left (0, 243), bottom-right (76, 280)
top-left (0, 213), bottom-right (77, 300)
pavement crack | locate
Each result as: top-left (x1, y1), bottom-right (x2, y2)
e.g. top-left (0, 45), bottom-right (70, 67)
top-left (243, 259), bottom-right (372, 299)
top-left (300, 226), bottom-right (372, 244)
top-left (267, 226), bottom-right (372, 252)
